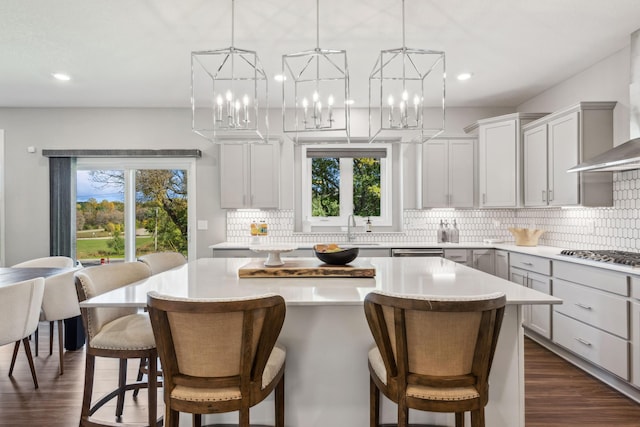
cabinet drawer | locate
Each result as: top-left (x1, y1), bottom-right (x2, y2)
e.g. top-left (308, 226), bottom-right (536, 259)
top-left (554, 260), bottom-right (628, 296)
top-left (444, 249), bottom-right (468, 263)
top-left (553, 279), bottom-right (628, 339)
top-left (553, 311), bottom-right (629, 380)
top-left (509, 252), bottom-right (551, 275)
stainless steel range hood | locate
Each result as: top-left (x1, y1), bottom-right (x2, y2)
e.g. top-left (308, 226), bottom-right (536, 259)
top-left (568, 137), bottom-right (640, 172)
top-left (569, 28), bottom-right (640, 173)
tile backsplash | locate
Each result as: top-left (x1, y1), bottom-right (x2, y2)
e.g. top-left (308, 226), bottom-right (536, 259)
top-left (226, 170), bottom-right (640, 251)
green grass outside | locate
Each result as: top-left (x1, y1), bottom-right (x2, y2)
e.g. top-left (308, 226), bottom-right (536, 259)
top-left (77, 236), bottom-right (154, 260)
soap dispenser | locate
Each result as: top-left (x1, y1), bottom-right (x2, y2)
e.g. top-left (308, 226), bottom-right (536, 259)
top-left (437, 220), bottom-right (446, 243)
top-left (450, 219), bottom-right (460, 243)
top-left (365, 217), bottom-right (372, 232)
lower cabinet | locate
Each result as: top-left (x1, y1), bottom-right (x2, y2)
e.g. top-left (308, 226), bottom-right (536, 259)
top-left (472, 249), bottom-right (495, 275)
top-left (444, 249), bottom-right (469, 266)
top-left (552, 261), bottom-right (630, 381)
top-left (494, 250), bottom-right (509, 280)
top-left (510, 266), bottom-right (551, 339)
top-left (553, 311), bottom-right (628, 380)
top-left (445, 249), bottom-right (495, 275)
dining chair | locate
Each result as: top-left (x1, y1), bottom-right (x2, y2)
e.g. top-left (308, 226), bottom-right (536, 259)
top-left (11, 256), bottom-right (76, 361)
top-left (138, 252), bottom-right (186, 275)
top-left (364, 290), bottom-right (506, 427)
top-left (75, 262), bottom-right (161, 427)
top-left (147, 292), bottom-right (286, 427)
top-left (0, 277), bottom-right (45, 388)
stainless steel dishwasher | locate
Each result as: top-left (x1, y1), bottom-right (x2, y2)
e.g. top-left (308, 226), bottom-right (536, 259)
top-left (391, 248), bottom-right (444, 257)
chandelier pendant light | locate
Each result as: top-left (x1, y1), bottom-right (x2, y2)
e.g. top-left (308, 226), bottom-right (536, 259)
top-left (369, 0), bottom-right (445, 143)
top-left (282, 0), bottom-right (350, 143)
top-left (191, 0), bottom-right (268, 142)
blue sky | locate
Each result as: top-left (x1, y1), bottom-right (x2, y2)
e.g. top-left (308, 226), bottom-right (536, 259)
top-left (76, 170), bottom-right (124, 202)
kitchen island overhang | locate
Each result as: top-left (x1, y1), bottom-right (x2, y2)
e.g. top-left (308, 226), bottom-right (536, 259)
top-left (80, 257), bottom-right (561, 426)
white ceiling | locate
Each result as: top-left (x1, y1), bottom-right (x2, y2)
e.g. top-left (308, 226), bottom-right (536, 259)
top-left (2, 0), bottom-right (640, 108)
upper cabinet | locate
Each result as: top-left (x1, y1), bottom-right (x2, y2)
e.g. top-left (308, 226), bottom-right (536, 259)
top-left (466, 113), bottom-right (547, 208)
top-left (422, 139), bottom-right (475, 208)
top-left (220, 142), bottom-right (280, 209)
top-left (522, 102), bottom-right (615, 208)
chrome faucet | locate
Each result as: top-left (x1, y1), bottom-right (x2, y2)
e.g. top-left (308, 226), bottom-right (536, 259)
top-left (347, 214), bottom-right (356, 242)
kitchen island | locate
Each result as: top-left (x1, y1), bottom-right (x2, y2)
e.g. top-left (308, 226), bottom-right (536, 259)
top-left (80, 257), bottom-right (561, 427)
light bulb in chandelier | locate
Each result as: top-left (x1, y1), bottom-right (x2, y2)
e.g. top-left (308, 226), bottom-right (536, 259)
top-left (386, 90), bottom-right (422, 129)
top-left (303, 91), bottom-right (337, 130)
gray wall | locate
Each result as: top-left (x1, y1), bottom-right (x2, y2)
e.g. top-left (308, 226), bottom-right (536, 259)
top-left (0, 103), bottom-right (513, 264)
top-left (0, 108), bottom-right (221, 265)
top-left (517, 46), bottom-right (631, 146)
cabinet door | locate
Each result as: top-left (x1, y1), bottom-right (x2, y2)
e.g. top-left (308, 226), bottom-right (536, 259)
top-left (220, 144), bottom-right (248, 208)
top-left (548, 111), bottom-right (579, 206)
top-left (510, 267), bottom-right (530, 327)
top-left (495, 250), bottom-right (509, 280)
top-left (523, 125), bottom-right (548, 207)
top-left (249, 143), bottom-right (279, 208)
top-left (444, 249), bottom-right (469, 265)
top-left (422, 141), bottom-right (449, 208)
top-left (527, 272), bottom-right (551, 339)
top-left (472, 249), bottom-right (495, 275)
top-left (448, 140), bottom-right (475, 207)
top-left (479, 119), bottom-right (517, 207)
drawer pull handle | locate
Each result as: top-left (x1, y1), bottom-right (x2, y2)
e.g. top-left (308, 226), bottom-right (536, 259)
top-left (575, 303), bottom-right (592, 310)
top-left (521, 262), bottom-right (533, 266)
top-left (574, 337), bottom-right (592, 347)
top-left (449, 255), bottom-right (463, 259)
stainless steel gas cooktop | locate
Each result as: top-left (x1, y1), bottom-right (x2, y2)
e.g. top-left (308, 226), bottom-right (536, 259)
top-left (559, 249), bottom-right (640, 267)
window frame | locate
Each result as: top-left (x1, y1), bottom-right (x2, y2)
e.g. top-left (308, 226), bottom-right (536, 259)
top-left (76, 157), bottom-right (196, 262)
top-left (301, 143), bottom-right (393, 228)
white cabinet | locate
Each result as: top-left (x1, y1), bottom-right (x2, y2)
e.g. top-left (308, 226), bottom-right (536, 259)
top-left (522, 102), bottom-right (615, 207)
top-left (552, 260), bottom-right (630, 380)
top-left (494, 250), bottom-right (509, 280)
top-left (444, 249), bottom-right (469, 266)
top-left (422, 139), bottom-right (475, 208)
top-left (472, 249), bottom-right (494, 275)
top-left (220, 142), bottom-right (280, 209)
top-left (509, 253), bottom-right (552, 339)
top-left (466, 113), bottom-right (547, 208)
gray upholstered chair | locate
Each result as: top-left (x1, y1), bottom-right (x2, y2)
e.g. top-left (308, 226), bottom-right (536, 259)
top-left (364, 291), bottom-right (506, 427)
top-left (75, 262), bottom-right (160, 427)
top-left (11, 256), bottom-right (76, 364)
top-left (138, 252), bottom-right (186, 275)
top-left (0, 277), bottom-right (45, 388)
top-left (147, 292), bottom-right (286, 427)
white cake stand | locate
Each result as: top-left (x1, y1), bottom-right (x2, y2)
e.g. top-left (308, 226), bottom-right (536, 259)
top-left (249, 244), bottom-right (298, 267)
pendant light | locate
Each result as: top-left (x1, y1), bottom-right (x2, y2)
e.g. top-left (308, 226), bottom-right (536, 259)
top-left (191, 0), bottom-right (268, 142)
top-left (282, 0), bottom-right (350, 143)
top-left (369, 0), bottom-right (445, 143)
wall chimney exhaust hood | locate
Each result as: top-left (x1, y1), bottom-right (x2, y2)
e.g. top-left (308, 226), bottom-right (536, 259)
top-left (567, 137), bottom-right (640, 172)
top-left (569, 28), bottom-right (640, 173)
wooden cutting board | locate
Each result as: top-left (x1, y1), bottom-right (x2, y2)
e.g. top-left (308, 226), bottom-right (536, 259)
top-left (238, 259), bottom-right (376, 278)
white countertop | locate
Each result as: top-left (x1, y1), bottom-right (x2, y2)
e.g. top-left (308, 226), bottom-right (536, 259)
top-left (210, 241), bottom-right (640, 275)
top-left (80, 257), bottom-right (560, 308)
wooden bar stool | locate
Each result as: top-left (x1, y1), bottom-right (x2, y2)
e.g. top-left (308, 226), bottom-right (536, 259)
top-left (75, 262), bottom-right (161, 427)
top-left (147, 292), bottom-right (286, 427)
top-left (364, 291), bottom-right (506, 427)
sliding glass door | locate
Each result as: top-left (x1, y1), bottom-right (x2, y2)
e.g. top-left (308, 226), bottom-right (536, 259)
top-left (76, 159), bottom-right (194, 266)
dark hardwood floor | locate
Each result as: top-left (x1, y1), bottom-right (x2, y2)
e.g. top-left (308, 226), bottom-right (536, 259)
top-left (1, 326), bottom-right (640, 425)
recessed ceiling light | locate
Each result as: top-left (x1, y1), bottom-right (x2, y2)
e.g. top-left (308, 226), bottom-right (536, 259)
top-left (457, 72), bottom-right (473, 81)
top-left (274, 74), bottom-right (287, 82)
top-left (52, 73), bottom-right (71, 81)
